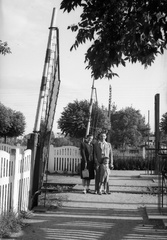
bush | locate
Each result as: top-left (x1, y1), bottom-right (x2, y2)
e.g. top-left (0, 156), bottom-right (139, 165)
top-left (0, 210), bottom-right (24, 238)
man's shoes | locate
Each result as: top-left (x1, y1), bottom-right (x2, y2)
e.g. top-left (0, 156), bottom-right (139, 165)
top-left (103, 191), bottom-right (107, 194)
top-left (98, 191), bottom-right (102, 195)
top-left (83, 190), bottom-right (86, 194)
top-left (86, 189), bottom-right (91, 193)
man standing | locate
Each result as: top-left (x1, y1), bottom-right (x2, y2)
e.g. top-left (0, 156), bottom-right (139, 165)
top-left (94, 132), bottom-right (114, 194)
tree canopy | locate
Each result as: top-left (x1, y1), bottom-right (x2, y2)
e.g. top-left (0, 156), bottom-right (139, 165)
top-left (160, 112), bottom-right (167, 135)
top-left (0, 103), bottom-right (26, 141)
top-left (60, 0), bottom-right (167, 79)
top-left (110, 107), bottom-right (149, 148)
top-left (0, 40), bottom-right (11, 55)
top-left (58, 99), bottom-right (110, 138)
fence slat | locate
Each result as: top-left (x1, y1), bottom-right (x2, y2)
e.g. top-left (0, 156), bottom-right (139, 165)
top-left (0, 145), bottom-right (31, 214)
top-left (48, 145), bottom-right (81, 174)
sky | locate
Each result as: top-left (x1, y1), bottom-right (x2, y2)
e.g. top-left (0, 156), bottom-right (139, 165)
top-left (0, 0), bottom-right (167, 135)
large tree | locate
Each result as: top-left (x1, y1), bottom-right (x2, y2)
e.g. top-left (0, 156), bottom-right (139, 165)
top-left (159, 113), bottom-right (167, 145)
top-left (110, 107), bottom-right (149, 148)
top-left (60, 0), bottom-right (167, 79)
top-left (0, 103), bottom-right (26, 142)
top-left (7, 111), bottom-right (26, 138)
top-left (58, 99), bottom-right (110, 138)
top-left (0, 103), bottom-right (12, 138)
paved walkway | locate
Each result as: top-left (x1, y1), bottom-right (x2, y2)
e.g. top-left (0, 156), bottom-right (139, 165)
top-left (10, 171), bottom-right (167, 240)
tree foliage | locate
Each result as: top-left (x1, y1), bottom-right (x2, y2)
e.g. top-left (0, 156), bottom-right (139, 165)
top-left (0, 40), bottom-right (11, 55)
top-left (110, 107), bottom-right (149, 148)
top-left (0, 103), bottom-right (26, 141)
top-left (58, 99), bottom-right (110, 138)
top-left (0, 103), bottom-right (12, 137)
top-left (160, 112), bottom-right (167, 135)
top-left (7, 111), bottom-right (26, 137)
top-left (60, 0), bottom-right (167, 79)
top-left (52, 137), bottom-right (74, 147)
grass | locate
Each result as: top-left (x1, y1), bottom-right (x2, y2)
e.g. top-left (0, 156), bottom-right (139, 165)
top-left (0, 193), bottom-right (65, 238)
top-left (0, 210), bottom-right (30, 238)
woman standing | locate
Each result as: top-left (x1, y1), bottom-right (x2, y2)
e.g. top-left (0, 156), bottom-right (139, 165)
top-left (80, 134), bottom-right (94, 194)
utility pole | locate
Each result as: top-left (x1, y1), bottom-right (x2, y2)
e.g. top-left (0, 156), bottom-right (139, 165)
top-left (108, 84), bottom-right (112, 118)
top-left (154, 93), bottom-right (160, 175)
top-left (86, 78), bottom-right (95, 136)
top-left (147, 110), bottom-right (151, 174)
top-left (107, 84), bottom-right (112, 142)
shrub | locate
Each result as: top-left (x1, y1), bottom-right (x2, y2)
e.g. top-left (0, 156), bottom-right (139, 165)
top-left (0, 210), bottom-right (24, 238)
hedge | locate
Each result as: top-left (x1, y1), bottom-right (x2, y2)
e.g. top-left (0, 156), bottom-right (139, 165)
top-left (113, 156), bottom-right (155, 171)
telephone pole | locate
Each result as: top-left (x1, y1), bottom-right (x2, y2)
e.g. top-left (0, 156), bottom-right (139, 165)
top-left (107, 84), bottom-right (112, 142)
top-left (86, 78), bottom-right (95, 136)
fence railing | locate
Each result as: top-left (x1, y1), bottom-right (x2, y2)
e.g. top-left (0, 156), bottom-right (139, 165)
top-left (48, 145), bottom-right (81, 174)
top-left (0, 144), bottom-right (31, 214)
top-left (47, 145), bottom-right (152, 174)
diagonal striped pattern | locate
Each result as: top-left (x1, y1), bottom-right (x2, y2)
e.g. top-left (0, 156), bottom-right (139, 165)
top-left (57, 220), bottom-right (114, 229)
top-left (123, 224), bottom-right (167, 240)
top-left (41, 228), bottom-right (105, 240)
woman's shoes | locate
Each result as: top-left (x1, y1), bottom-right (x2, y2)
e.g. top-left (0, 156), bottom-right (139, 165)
top-left (83, 189), bottom-right (92, 194)
top-left (83, 189), bottom-right (110, 195)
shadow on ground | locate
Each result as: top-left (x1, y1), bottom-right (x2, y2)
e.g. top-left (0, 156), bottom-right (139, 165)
top-left (14, 205), bottom-right (166, 240)
top-left (8, 171), bottom-right (167, 240)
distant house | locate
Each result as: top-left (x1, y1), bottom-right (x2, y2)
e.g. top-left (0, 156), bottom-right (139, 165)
top-left (146, 136), bottom-right (155, 146)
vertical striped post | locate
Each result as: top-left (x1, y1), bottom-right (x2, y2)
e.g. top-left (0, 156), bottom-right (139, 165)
top-left (33, 8), bottom-right (57, 132)
top-left (30, 8), bottom-right (58, 209)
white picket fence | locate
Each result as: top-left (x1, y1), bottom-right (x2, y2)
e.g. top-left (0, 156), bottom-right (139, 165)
top-left (48, 145), bottom-right (81, 174)
top-left (0, 144), bottom-right (31, 214)
top-left (0, 144), bottom-right (81, 214)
